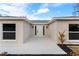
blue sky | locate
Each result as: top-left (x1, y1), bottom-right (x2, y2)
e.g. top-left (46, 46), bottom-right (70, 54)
top-left (0, 3), bottom-right (76, 20)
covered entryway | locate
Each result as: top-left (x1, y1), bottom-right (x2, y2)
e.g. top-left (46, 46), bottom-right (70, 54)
top-left (34, 25), bottom-right (45, 37)
top-left (31, 20), bottom-right (49, 38)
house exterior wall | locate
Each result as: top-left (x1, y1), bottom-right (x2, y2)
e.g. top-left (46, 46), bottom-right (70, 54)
top-left (45, 25), bottom-right (49, 37)
top-left (57, 21), bottom-right (79, 44)
top-left (56, 21), bottom-right (68, 44)
top-left (0, 20), bottom-right (24, 47)
top-left (48, 22), bottom-right (58, 43)
top-left (48, 20), bottom-right (79, 44)
top-left (1, 18), bottom-right (79, 47)
top-left (23, 21), bottom-right (32, 43)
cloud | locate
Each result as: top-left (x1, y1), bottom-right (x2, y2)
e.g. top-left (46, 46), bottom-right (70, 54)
top-left (40, 3), bottom-right (49, 8)
top-left (32, 4), bottom-right (50, 15)
top-left (38, 8), bottom-right (49, 13)
top-left (39, 3), bottom-right (63, 8)
top-left (27, 15), bottom-right (51, 20)
top-left (0, 3), bottom-right (29, 16)
top-left (32, 3), bottom-right (63, 15)
top-left (0, 3), bottom-right (64, 20)
top-left (52, 3), bottom-right (64, 7)
top-left (33, 8), bottom-right (49, 15)
top-left (0, 3), bottom-right (45, 20)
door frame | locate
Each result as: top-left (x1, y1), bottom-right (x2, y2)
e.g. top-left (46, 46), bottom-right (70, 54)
top-left (34, 25), bottom-right (46, 37)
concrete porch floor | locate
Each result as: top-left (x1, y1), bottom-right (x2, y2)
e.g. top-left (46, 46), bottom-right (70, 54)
top-left (0, 37), bottom-right (67, 55)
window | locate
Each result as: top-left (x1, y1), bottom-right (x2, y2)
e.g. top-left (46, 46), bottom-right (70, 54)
top-left (35, 26), bottom-right (37, 35)
top-left (3, 32), bottom-right (15, 39)
top-left (43, 26), bottom-right (45, 35)
top-left (69, 33), bottom-right (79, 39)
top-left (69, 24), bottom-right (79, 31)
top-left (3, 24), bottom-right (15, 31)
top-left (69, 24), bottom-right (79, 40)
top-left (3, 24), bottom-right (16, 40)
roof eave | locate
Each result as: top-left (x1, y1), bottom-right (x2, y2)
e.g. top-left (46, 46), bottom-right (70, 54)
top-left (0, 16), bottom-right (32, 25)
top-left (48, 17), bottom-right (79, 25)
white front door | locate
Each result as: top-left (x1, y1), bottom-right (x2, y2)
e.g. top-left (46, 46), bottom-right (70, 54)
top-left (37, 25), bottom-right (43, 37)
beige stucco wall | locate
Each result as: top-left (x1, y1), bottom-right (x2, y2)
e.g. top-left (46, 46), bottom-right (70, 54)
top-left (23, 21), bottom-right (32, 43)
top-left (48, 22), bottom-right (58, 43)
top-left (45, 25), bottom-right (50, 38)
top-left (48, 20), bottom-right (79, 44)
top-left (0, 20), bottom-right (24, 47)
top-left (56, 21), bottom-right (68, 44)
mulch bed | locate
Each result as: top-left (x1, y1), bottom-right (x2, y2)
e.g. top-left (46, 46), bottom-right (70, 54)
top-left (58, 44), bottom-right (74, 56)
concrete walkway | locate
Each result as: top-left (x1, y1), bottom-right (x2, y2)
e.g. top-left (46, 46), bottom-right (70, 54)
top-left (0, 38), bottom-right (67, 55)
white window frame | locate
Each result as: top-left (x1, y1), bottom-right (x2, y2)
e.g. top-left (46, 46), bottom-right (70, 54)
top-left (69, 24), bottom-right (79, 40)
top-left (2, 23), bottom-right (16, 41)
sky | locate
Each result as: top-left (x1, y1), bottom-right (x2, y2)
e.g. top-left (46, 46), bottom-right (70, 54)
top-left (0, 3), bottom-right (76, 20)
